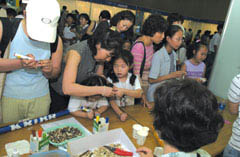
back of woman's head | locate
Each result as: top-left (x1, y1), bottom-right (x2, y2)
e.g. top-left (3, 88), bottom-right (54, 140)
top-left (186, 41), bottom-right (207, 59)
top-left (81, 75), bottom-right (113, 87)
top-left (167, 13), bottom-right (182, 25)
top-left (141, 14), bottom-right (168, 37)
top-left (99, 10), bottom-right (111, 20)
top-left (87, 29), bottom-right (122, 56)
top-left (110, 10), bottom-right (135, 26)
top-left (153, 79), bottom-right (224, 152)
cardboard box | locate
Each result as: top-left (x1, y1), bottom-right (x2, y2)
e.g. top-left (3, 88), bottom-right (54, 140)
top-left (68, 128), bottom-right (139, 157)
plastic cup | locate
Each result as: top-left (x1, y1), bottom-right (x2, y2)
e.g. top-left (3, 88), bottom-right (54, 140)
top-left (153, 147), bottom-right (163, 157)
top-left (200, 78), bottom-right (207, 83)
top-left (142, 126), bottom-right (149, 133)
top-left (136, 129), bottom-right (148, 145)
top-left (132, 124), bottom-right (142, 139)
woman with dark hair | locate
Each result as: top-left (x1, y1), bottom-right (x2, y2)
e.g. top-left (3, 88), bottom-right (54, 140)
top-left (147, 25), bottom-right (186, 103)
top-left (131, 14), bottom-right (168, 108)
top-left (86, 10), bottom-right (111, 36)
top-left (95, 10), bottom-right (135, 40)
top-left (137, 79), bottom-right (224, 156)
top-left (50, 29), bottom-right (122, 113)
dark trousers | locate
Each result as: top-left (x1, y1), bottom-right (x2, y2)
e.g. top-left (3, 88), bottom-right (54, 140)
top-left (205, 52), bottom-right (216, 85)
top-left (49, 86), bottom-right (70, 114)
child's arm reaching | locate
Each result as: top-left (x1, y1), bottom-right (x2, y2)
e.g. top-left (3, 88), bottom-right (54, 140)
top-left (114, 88), bottom-right (143, 98)
top-left (70, 110), bottom-right (94, 119)
top-left (95, 106), bottom-right (108, 116)
top-left (109, 100), bottom-right (128, 121)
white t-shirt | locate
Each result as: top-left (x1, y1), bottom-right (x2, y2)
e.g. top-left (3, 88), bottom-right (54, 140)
top-left (228, 74), bottom-right (240, 151)
top-left (107, 73), bottom-right (141, 107)
top-left (68, 96), bottom-right (108, 113)
top-left (63, 26), bottom-right (76, 39)
top-left (209, 33), bottom-right (221, 52)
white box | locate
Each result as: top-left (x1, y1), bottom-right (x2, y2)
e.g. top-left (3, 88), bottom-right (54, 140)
top-left (67, 128), bottom-right (139, 157)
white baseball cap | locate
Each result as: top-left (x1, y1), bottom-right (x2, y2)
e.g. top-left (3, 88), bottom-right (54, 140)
top-left (26, 0), bottom-right (60, 43)
top-left (22, 0), bottom-right (29, 4)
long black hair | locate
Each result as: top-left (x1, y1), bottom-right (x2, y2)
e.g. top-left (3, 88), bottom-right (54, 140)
top-left (186, 41), bottom-right (207, 59)
top-left (107, 50), bottom-right (137, 86)
top-left (87, 29), bottom-right (122, 56)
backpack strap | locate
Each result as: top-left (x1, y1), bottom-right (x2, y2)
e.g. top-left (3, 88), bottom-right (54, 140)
top-left (50, 35), bottom-right (59, 54)
top-left (131, 41), bottom-right (146, 78)
top-left (0, 17), bottom-right (21, 57)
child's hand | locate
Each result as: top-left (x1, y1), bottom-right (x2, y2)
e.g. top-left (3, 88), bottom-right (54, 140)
top-left (113, 87), bottom-right (124, 98)
top-left (137, 147), bottom-right (153, 157)
top-left (119, 112), bottom-right (128, 121)
top-left (171, 71), bottom-right (186, 78)
top-left (87, 110), bottom-right (94, 119)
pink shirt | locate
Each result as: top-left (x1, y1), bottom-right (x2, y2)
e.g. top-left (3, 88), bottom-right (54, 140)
top-left (131, 42), bottom-right (154, 81)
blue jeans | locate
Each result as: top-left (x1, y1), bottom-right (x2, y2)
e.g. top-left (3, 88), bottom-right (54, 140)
top-left (223, 144), bottom-right (240, 157)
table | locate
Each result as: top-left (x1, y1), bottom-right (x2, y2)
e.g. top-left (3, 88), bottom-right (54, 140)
top-left (0, 105), bottom-right (237, 156)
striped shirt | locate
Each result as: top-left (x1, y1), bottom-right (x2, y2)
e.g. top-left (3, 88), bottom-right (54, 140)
top-left (131, 42), bottom-right (154, 82)
top-left (228, 74), bottom-right (240, 151)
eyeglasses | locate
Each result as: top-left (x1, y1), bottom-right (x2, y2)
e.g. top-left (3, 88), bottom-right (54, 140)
top-left (172, 37), bottom-right (184, 42)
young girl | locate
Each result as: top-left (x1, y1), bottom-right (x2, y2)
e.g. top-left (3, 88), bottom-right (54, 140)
top-left (181, 41), bottom-right (208, 83)
top-left (107, 50), bottom-right (143, 121)
top-left (68, 75), bottom-right (113, 119)
top-left (147, 25), bottom-right (186, 103)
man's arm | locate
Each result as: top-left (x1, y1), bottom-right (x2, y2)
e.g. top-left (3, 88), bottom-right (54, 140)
top-left (228, 101), bottom-right (239, 115)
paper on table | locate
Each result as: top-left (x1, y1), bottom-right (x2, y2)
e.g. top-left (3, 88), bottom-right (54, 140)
top-left (40, 117), bottom-right (92, 136)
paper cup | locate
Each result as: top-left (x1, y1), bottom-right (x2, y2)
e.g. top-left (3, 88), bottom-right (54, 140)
top-left (153, 147), bottom-right (163, 157)
top-left (136, 130), bottom-right (148, 145)
top-left (132, 124), bottom-right (142, 139)
top-left (142, 126), bottom-right (149, 133)
top-left (200, 78), bottom-right (207, 83)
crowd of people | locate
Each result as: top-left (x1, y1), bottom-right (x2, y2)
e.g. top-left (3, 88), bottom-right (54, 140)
top-left (0, 0), bottom-right (238, 156)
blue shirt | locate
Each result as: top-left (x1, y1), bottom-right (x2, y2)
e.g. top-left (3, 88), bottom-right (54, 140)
top-left (3, 22), bottom-right (51, 99)
top-left (147, 46), bottom-right (176, 102)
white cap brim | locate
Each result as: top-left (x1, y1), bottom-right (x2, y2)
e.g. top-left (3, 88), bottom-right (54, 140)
top-left (26, 0), bottom-right (60, 43)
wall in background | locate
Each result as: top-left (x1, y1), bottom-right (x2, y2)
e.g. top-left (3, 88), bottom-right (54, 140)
top-left (57, 0), bottom-right (220, 38)
top-left (208, 0), bottom-right (240, 99)
top-left (107, 0), bottom-right (230, 22)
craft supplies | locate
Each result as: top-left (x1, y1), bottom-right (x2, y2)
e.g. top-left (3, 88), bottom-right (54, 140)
top-left (80, 106), bottom-right (91, 112)
top-left (132, 124), bottom-right (142, 139)
top-left (5, 140), bottom-right (30, 156)
top-left (14, 53), bottom-right (33, 60)
top-left (93, 116), bottom-right (109, 134)
top-left (30, 129), bottom-right (49, 153)
top-left (44, 123), bottom-right (85, 146)
top-left (136, 129), bottom-right (148, 145)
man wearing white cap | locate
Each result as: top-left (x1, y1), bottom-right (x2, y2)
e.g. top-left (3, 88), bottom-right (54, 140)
top-left (0, 0), bottom-right (63, 123)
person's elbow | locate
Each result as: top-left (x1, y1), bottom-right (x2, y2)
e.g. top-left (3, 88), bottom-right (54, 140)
top-left (62, 82), bottom-right (72, 95)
